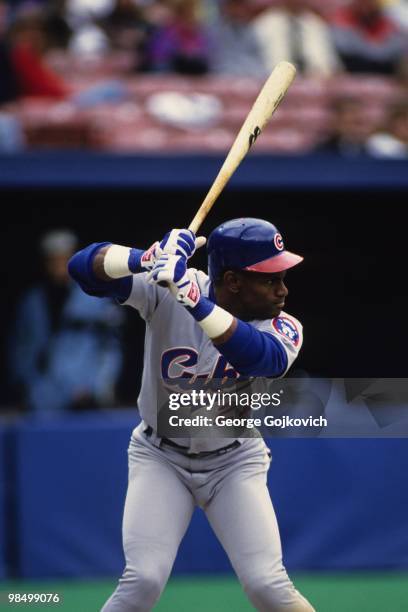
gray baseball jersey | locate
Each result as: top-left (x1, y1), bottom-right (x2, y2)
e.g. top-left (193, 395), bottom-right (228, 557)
top-left (122, 269), bottom-right (303, 452)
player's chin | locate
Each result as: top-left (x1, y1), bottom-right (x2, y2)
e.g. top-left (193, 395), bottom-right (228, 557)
top-left (257, 305), bottom-right (282, 319)
top-left (270, 300), bottom-right (287, 317)
top-left (271, 306), bottom-right (282, 318)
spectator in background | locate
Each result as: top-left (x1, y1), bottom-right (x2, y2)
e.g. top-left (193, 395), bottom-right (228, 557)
top-left (42, 0), bottom-right (73, 50)
top-left (0, 0), bottom-right (19, 104)
top-left (147, 0), bottom-right (209, 74)
top-left (0, 0), bottom-right (26, 150)
top-left (2, 6), bottom-right (128, 106)
top-left (64, 0), bottom-right (114, 54)
top-left (65, 0), bottom-right (115, 24)
top-left (209, 0), bottom-right (265, 76)
top-left (331, 0), bottom-right (406, 75)
top-left (367, 98), bottom-right (408, 156)
top-left (317, 96), bottom-right (374, 156)
top-left (101, 0), bottom-right (152, 71)
top-left (7, 10), bottom-right (69, 98)
top-left (252, 0), bottom-right (342, 77)
top-left (9, 230), bottom-right (124, 415)
top-left (383, 0), bottom-right (408, 31)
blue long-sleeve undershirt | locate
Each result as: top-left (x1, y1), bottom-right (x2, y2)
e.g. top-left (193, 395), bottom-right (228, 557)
top-left (68, 242), bottom-right (134, 302)
top-left (215, 318), bottom-right (288, 378)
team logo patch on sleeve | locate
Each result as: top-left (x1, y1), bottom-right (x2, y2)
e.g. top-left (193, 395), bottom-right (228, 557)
top-left (272, 317), bottom-right (300, 346)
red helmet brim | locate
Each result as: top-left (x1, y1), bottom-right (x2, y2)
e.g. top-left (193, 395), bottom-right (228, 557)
top-left (244, 251), bottom-right (303, 273)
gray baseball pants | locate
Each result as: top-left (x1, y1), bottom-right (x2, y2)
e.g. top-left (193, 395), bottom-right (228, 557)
top-left (101, 424), bottom-right (315, 612)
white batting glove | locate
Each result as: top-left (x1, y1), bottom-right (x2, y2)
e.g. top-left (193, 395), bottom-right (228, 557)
top-left (159, 229), bottom-right (206, 260)
top-left (146, 254), bottom-right (201, 307)
top-left (139, 241), bottom-right (162, 271)
top-left (146, 253), bottom-right (186, 285)
top-left (174, 268), bottom-right (201, 307)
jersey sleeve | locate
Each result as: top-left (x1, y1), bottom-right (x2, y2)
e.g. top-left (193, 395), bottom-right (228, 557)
top-left (255, 312), bottom-right (303, 376)
top-left (122, 273), bottom-right (167, 321)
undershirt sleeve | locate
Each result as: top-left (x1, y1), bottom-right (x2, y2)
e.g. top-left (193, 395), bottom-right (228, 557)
top-left (68, 242), bottom-right (132, 302)
top-left (215, 319), bottom-right (288, 377)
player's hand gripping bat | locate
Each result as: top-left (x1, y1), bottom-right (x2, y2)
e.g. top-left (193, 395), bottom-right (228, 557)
top-left (189, 61), bottom-right (297, 234)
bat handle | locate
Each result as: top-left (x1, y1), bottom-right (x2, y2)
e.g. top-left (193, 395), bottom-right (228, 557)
top-left (189, 199), bottom-right (213, 234)
top-left (188, 216), bottom-right (201, 234)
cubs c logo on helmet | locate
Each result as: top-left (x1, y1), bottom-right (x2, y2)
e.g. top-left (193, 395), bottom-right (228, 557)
top-left (272, 317), bottom-right (300, 346)
top-left (274, 233), bottom-right (284, 251)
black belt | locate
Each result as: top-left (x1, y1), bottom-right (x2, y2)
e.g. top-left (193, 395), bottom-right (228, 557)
top-left (144, 425), bottom-right (240, 458)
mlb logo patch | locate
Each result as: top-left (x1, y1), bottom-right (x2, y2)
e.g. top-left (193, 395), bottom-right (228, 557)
top-left (272, 317), bottom-right (300, 346)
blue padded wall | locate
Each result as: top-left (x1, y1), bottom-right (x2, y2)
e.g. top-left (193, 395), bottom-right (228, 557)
top-left (10, 415), bottom-right (408, 578)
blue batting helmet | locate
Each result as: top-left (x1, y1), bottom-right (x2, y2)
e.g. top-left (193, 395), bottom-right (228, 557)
top-left (207, 218), bottom-right (303, 282)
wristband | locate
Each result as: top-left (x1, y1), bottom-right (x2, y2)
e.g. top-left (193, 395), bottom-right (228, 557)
top-left (103, 245), bottom-right (142, 279)
top-left (189, 297), bottom-right (234, 339)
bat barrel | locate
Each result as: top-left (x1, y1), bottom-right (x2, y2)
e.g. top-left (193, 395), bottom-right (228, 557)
top-left (189, 62), bottom-right (297, 234)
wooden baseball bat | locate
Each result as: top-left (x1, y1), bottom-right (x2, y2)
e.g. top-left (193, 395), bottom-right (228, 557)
top-left (188, 61), bottom-right (297, 235)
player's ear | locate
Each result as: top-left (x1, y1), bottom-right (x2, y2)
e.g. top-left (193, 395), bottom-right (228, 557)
top-left (223, 270), bottom-right (241, 294)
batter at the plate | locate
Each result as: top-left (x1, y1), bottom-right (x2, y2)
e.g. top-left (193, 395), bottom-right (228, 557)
top-left (68, 217), bottom-right (315, 612)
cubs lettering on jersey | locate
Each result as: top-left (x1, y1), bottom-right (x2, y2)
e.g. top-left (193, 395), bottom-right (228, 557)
top-left (161, 348), bottom-right (239, 381)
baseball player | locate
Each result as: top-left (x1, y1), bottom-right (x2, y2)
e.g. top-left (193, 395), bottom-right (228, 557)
top-left (68, 218), bottom-right (315, 612)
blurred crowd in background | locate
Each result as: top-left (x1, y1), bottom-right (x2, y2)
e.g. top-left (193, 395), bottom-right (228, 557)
top-left (0, 0), bottom-right (407, 155)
